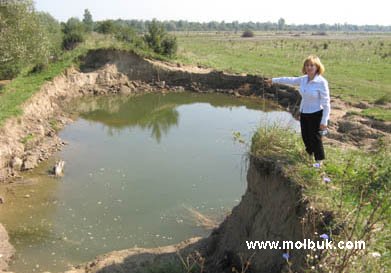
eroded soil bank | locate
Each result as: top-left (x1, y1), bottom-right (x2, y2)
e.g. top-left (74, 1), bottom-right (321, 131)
top-left (0, 49), bottom-right (389, 273)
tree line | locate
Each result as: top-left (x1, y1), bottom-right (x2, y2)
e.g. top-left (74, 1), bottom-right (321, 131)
top-left (117, 18), bottom-right (391, 33)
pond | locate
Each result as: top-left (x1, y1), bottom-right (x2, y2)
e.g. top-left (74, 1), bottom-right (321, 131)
top-left (0, 92), bottom-right (299, 273)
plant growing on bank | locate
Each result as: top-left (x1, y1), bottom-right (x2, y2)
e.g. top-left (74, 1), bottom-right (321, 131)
top-left (144, 19), bottom-right (178, 56)
top-left (61, 17), bottom-right (86, 50)
top-left (95, 20), bottom-right (146, 48)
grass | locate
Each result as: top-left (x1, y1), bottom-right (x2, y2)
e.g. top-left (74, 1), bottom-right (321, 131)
top-left (361, 107), bottom-right (391, 121)
top-left (174, 31), bottom-right (391, 121)
top-left (250, 125), bottom-right (390, 272)
top-left (0, 33), bottom-right (162, 126)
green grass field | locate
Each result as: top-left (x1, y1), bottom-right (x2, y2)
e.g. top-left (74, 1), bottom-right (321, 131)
top-left (174, 31), bottom-right (391, 120)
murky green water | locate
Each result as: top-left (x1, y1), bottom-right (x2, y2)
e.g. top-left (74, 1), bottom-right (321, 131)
top-left (0, 92), bottom-right (299, 272)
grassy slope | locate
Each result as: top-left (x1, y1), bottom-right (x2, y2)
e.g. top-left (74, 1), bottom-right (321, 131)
top-left (174, 32), bottom-right (391, 121)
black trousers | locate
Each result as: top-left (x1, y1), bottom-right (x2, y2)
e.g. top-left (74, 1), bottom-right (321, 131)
top-left (300, 110), bottom-right (325, 161)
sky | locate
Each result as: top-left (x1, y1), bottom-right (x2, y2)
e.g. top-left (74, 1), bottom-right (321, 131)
top-left (34, 0), bottom-right (391, 25)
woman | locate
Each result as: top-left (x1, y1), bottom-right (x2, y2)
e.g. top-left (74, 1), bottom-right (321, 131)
top-left (265, 55), bottom-right (331, 166)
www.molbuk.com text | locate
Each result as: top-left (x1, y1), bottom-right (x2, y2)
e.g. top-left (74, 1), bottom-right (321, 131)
top-left (246, 239), bottom-right (365, 250)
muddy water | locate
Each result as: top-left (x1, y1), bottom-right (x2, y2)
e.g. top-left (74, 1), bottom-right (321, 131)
top-left (0, 92), bottom-right (299, 272)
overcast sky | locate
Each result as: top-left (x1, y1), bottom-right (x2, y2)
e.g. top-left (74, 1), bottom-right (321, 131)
top-left (35, 0), bottom-right (390, 25)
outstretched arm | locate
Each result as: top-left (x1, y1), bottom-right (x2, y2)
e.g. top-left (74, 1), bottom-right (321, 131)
top-left (320, 81), bottom-right (331, 127)
top-left (271, 76), bottom-right (302, 86)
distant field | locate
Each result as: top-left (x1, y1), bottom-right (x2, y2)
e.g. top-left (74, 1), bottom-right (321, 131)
top-left (174, 31), bottom-right (391, 120)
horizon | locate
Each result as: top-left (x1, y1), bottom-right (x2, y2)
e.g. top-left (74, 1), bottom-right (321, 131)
top-left (35, 0), bottom-right (391, 26)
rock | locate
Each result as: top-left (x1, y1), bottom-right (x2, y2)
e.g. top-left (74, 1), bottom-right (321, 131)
top-left (353, 101), bottom-right (371, 109)
top-left (10, 156), bottom-right (23, 171)
top-left (0, 196), bottom-right (4, 204)
top-left (53, 160), bottom-right (65, 177)
top-left (0, 223), bottom-right (15, 271)
top-left (156, 81), bottom-right (166, 89)
top-left (119, 85), bottom-right (132, 95)
top-left (22, 154), bottom-right (39, 170)
top-left (35, 125), bottom-right (45, 137)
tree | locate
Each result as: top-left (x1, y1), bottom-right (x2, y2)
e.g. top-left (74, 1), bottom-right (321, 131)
top-left (82, 9), bottom-right (93, 32)
top-left (61, 17), bottom-right (85, 50)
top-left (36, 12), bottom-right (63, 57)
top-left (0, 0), bottom-right (52, 79)
top-left (144, 20), bottom-right (177, 56)
top-left (95, 20), bottom-right (116, 34)
top-left (241, 30), bottom-right (254, 38)
top-left (278, 18), bottom-right (285, 30)
top-left (144, 20), bottom-right (165, 53)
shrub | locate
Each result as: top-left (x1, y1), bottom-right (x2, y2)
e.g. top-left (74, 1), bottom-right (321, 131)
top-left (62, 32), bottom-right (84, 50)
top-left (144, 20), bottom-right (177, 56)
top-left (161, 35), bottom-right (178, 56)
top-left (95, 20), bottom-right (116, 34)
top-left (61, 17), bottom-right (85, 50)
top-left (28, 63), bottom-right (48, 75)
top-left (241, 30), bottom-right (254, 38)
top-left (0, 64), bottom-right (21, 80)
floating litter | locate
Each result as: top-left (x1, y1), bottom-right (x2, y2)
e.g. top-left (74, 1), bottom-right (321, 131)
top-left (282, 253), bottom-right (290, 260)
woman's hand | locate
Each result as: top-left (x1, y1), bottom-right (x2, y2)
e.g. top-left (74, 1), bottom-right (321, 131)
top-left (264, 79), bottom-right (272, 86)
top-left (319, 124), bottom-right (327, 130)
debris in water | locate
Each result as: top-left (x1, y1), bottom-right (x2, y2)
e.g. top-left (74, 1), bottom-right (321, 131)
top-left (184, 206), bottom-right (218, 229)
top-left (53, 160), bottom-right (65, 177)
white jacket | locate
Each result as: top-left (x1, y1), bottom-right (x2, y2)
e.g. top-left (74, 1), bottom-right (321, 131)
top-left (272, 74), bottom-right (331, 125)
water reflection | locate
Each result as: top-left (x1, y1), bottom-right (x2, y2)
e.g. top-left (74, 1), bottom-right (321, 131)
top-left (69, 92), bottom-right (277, 142)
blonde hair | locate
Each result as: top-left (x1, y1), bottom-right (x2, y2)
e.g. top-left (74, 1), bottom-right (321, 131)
top-left (302, 55), bottom-right (325, 75)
